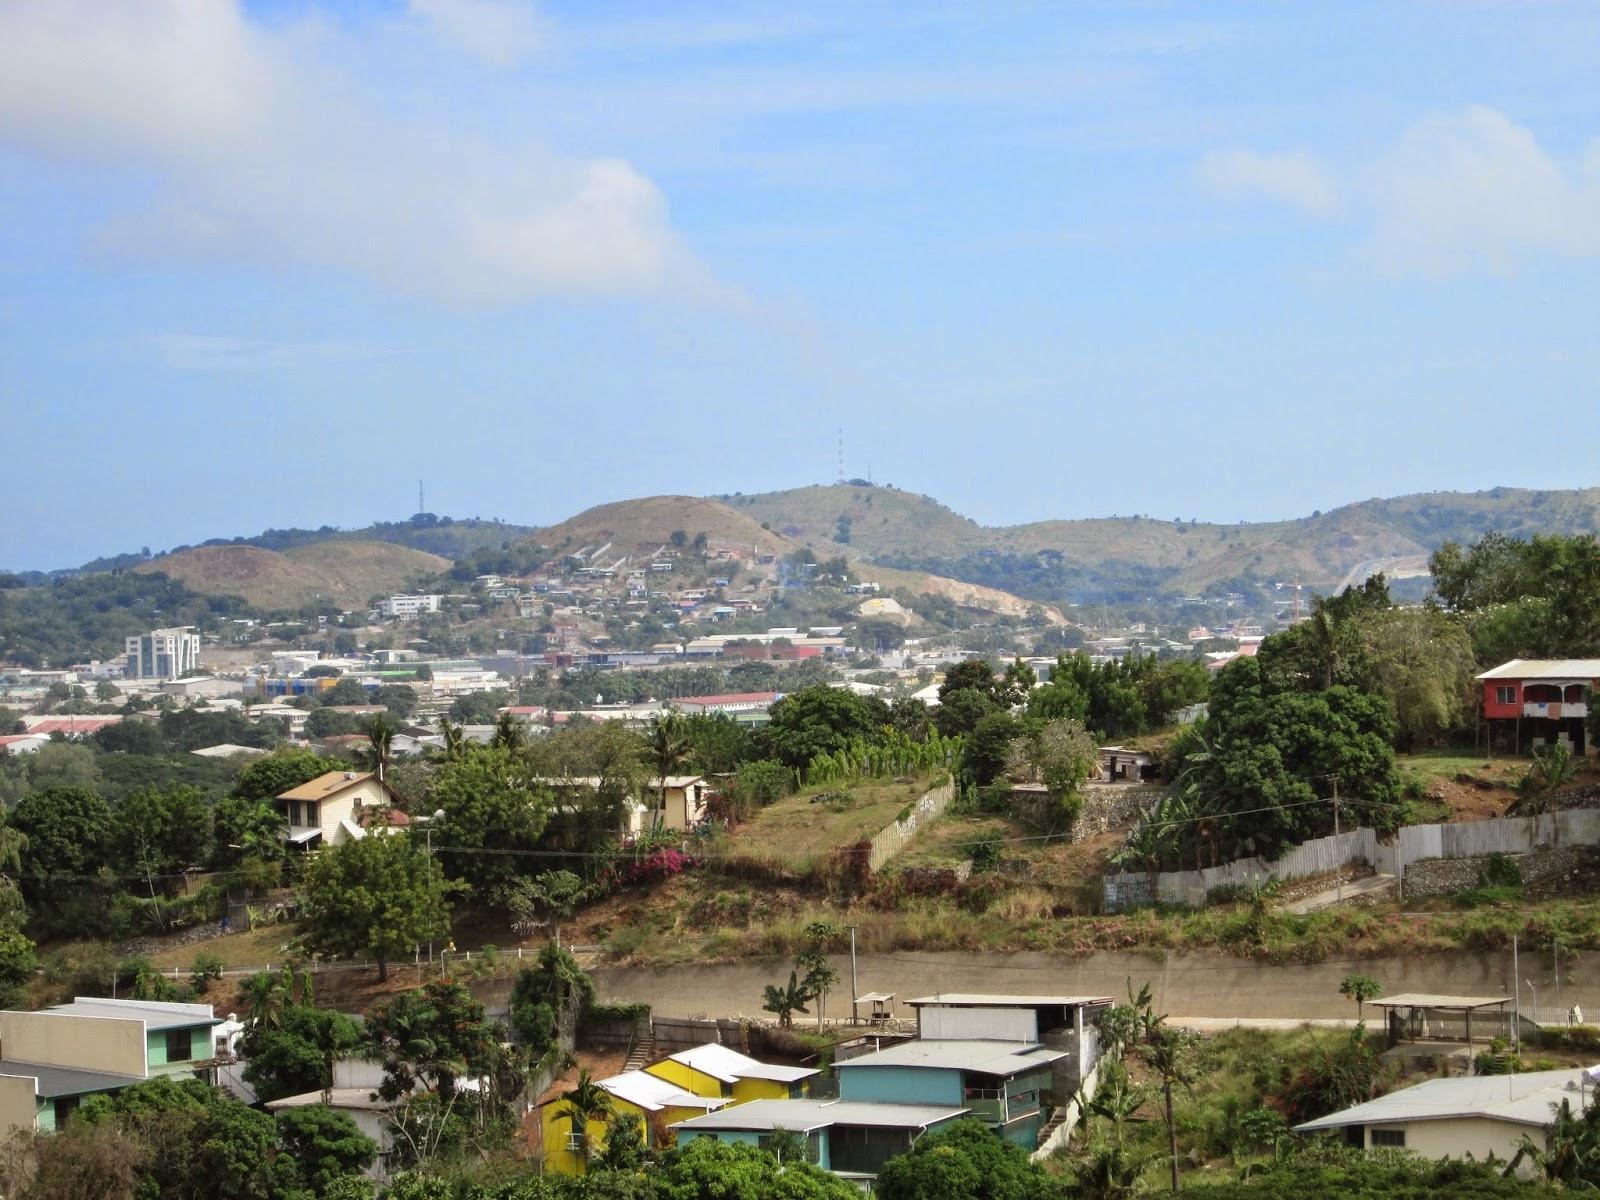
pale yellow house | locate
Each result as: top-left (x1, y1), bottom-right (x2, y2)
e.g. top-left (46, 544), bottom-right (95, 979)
top-left (0, 998), bottom-right (221, 1135)
top-left (540, 1068), bottom-right (728, 1175)
top-left (277, 770), bottom-right (406, 849)
top-left (537, 774), bottom-right (711, 837)
top-left (644, 1043), bottom-right (817, 1105)
top-left (1295, 1067), bottom-right (1597, 1174)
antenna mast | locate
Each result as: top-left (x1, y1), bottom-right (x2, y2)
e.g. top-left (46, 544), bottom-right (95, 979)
top-left (418, 479), bottom-right (425, 515)
top-left (837, 428), bottom-right (845, 484)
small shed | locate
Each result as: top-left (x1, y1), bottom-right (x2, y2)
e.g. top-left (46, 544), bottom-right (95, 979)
top-left (1371, 993), bottom-right (1513, 1048)
top-left (854, 993), bottom-right (895, 1025)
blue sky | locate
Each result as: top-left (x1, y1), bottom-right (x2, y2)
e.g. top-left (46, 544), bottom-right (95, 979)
top-left (2, 1), bottom-right (1598, 570)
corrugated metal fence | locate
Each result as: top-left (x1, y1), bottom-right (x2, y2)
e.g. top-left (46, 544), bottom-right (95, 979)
top-left (867, 782), bottom-right (957, 872)
top-left (1103, 808), bottom-right (1600, 911)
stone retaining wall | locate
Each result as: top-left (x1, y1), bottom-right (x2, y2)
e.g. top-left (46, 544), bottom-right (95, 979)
top-left (1402, 847), bottom-right (1600, 899)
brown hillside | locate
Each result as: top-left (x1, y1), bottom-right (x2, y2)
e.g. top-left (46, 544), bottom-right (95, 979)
top-left (533, 496), bottom-right (796, 560)
top-left (530, 496), bottom-right (1051, 618)
top-left (137, 541), bottom-right (447, 610)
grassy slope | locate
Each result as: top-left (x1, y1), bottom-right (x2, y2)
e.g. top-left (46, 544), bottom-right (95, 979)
top-left (135, 540), bottom-right (448, 609)
top-left (728, 776), bottom-right (937, 868)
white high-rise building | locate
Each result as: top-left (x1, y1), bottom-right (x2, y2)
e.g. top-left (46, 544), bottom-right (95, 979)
top-left (125, 627), bottom-right (201, 680)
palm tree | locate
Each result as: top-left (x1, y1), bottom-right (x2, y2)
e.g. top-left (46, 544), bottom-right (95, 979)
top-left (560, 1068), bottom-right (614, 1170)
top-left (366, 715), bottom-right (396, 784)
top-left (437, 716), bottom-right (466, 762)
top-left (645, 709), bottom-right (689, 821)
top-left (491, 711), bottom-right (526, 751)
top-left (239, 970), bottom-right (289, 1031)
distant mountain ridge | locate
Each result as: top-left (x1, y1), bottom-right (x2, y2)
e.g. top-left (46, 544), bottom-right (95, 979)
top-left (725, 483), bottom-right (1600, 601)
top-left (29, 484), bottom-right (1600, 615)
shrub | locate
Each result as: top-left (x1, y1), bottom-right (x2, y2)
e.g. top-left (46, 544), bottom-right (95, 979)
top-left (189, 951), bottom-right (225, 992)
top-left (1480, 853), bottom-right (1523, 889)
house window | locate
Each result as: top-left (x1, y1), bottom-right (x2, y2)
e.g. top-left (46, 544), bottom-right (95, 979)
top-left (566, 1133), bottom-right (584, 1152)
top-left (1496, 686), bottom-right (1516, 705)
top-left (1371, 1128), bottom-right (1406, 1148)
top-left (165, 1028), bottom-right (193, 1062)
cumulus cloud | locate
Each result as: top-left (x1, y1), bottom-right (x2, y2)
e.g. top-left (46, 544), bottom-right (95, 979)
top-left (0, 0), bottom-right (711, 305)
top-left (1199, 107), bottom-right (1600, 276)
top-left (1363, 105), bottom-right (1600, 276)
top-left (1194, 148), bottom-right (1340, 217)
top-left (408, 0), bottom-right (545, 68)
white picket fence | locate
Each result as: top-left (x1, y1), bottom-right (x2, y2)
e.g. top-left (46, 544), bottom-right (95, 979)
top-left (1103, 808), bottom-right (1600, 911)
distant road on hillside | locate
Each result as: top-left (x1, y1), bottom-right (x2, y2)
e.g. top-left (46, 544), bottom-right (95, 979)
top-left (1336, 554), bottom-right (1432, 594)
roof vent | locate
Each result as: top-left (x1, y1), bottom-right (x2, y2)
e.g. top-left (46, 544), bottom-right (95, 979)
top-left (344, 772), bottom-right (357, 780)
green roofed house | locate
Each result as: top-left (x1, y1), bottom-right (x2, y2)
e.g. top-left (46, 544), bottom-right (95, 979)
top-left (834, 1039), bottom-right (1065, 1150)
top-left (0, 998), bottom-right (222, 1136)
top-left (672, 1098), bottom-right (968, 1182)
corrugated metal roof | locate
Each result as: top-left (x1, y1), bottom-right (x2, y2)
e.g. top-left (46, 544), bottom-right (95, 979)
top-left (0, 1061), bottom-right (146, 1099)
top-left (833, 1039), bottom-right (1065, 1076)
top-left (1369, 994), bottom-right (1510, 1011)
top-left (908, 994), bottom-right (1113, 1009)
top-left (1476, 659), bottom-right (1600, 681)
top-left (670, 1098), bottom-right (968, 1133)
top-left (45, 997), bottom-right (219, 1031)
top-left (1295, 1068), bottom-right (1595, 1133)
top-left (597, 1069), bottom-right (729, 1113)
top-left (662, 1043), bottom-right (818, 1084)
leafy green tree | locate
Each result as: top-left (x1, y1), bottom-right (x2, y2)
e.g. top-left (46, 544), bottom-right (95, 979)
top-left (430, 746), bottom-right (552, 894)
top-left (658, 1136), bottom-right (861, 1200)
top-left (0, 929), bottom-right (37, 1009)
top-left (508, 945), bottom-right (595, 1059)
top-left (934, 687), bottom-right (998, 739)
top-left (961, 710), bottom-right (1018, 786)
top-left (79, 1076), bottom-right (301, 1200)
top-left (12, 785), bottom-right (113, 905)
top-left (365, 979), bottom-right (503, 1103)
top-left (300, 834), bottom-right (451, 981)
top-left (762, 685), bottom-right (887, 771)
top-left (242, 1004), bottom-right (362, 1103)
top-left (1339, 974), bottom-right (1382, 1023)
top-left (275, 1105), bottom-right (378, 1195)
top-left (116, 785), bottom-right (213, 888)
top-left (876, 1118), bottom-right (1068, 1200)
top-left (230, 749), bottom-right (336, 807)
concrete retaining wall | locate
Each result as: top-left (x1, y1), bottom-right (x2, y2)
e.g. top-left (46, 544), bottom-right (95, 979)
top-left (866, 782), bottom-right (956, 871)
top-left (581, 948), bottom-right (1576, 1024)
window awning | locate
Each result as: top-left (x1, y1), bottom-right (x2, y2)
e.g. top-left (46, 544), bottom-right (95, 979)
top-left (285, 827), bottom-right (321, 845)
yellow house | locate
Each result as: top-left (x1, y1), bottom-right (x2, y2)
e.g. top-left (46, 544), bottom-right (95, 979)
top-left (276, 771), bottom-right (405, 849)
top-left (644, 1043), bottom-right (817, 1105)
top-left (540, 1068), bottom-right (728, 1175)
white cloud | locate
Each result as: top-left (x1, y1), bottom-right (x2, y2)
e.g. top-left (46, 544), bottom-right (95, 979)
top-left (1194, 148), bottom-right (1340, 217)
top-left (1198, 107), bottom-right (1600, 276)
top-left (0, 0), bottom-right (712, 305)
top-left (408, 0), bottom-right (545, 68)
top-left (1362, 105), bottom-right (1600, 276)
